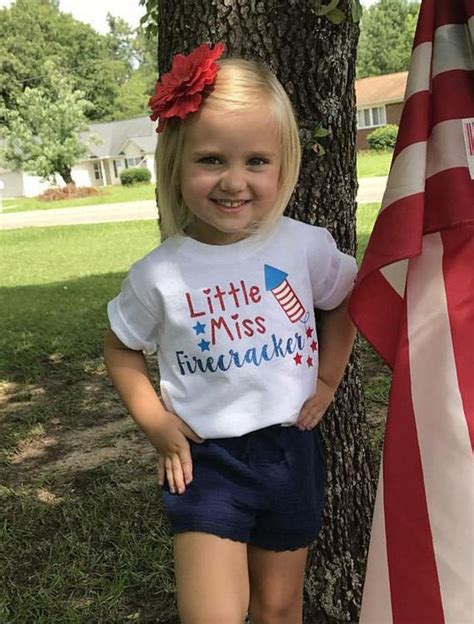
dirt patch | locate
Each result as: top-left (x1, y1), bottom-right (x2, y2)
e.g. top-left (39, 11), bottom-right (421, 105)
top-left (0, 381), bottom-right (46, 407)
top-left (1, 376), bottom-right (157, 489)
top-left (2, 347), bottom-right (389, 493)
top-left (10, 417), bottom-right (156, 480)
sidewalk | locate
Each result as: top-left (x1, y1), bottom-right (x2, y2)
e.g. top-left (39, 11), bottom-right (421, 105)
top-left (356, 175), bottom-right (388, 204)
top-left (0, 200), bottom-right (158, 230)
top-left (0, 177), bottom-right (388, 231)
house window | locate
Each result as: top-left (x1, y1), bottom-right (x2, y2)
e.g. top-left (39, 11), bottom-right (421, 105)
top-left (113, 159), bottom-right (125, 178)
top-left (93, 162), bottom-right (103, 181)
top-left (125, 156), bottom-right (144, 168)
top-left (357, 106), bottom-right (386, 129)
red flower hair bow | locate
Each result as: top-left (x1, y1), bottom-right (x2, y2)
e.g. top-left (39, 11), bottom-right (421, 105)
top-left (149, 42), bottom-right (225, 133)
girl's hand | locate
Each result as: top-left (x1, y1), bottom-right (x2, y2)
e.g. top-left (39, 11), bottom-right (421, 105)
top-left (295, 378), bottom-right (336, 431)
top-left (149, 411), bottom-right (203, 495)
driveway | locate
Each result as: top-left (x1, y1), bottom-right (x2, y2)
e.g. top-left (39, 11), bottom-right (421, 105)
top-left (0, 177), bottom-right (388, 231)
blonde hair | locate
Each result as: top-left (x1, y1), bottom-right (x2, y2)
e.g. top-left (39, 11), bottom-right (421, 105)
top-left (156, 58), bottom-right (301, 240)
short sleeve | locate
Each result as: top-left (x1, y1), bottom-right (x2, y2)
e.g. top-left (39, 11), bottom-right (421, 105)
top-left (107, 273), bottom-right (159, 354)
top-left (309, 228), bottom-right (357, 310)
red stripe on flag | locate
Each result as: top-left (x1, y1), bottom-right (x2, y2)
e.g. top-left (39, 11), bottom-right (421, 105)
top-left (414, 0), bottom-right (474, 47)
top-left (395, 71), bottom-right (474, 159)
top-left (424, 168), bottom-right (474, 233)
top-left (441, 226), bottom-right (474, 449)
top-left (434, 0), bottom-right (474, 27)
top-left (413, 0), bottom-right (435, 47)
top-left (383, 308), bottom-right (444, 623)
top-left (432, 70), bottom-right (474, 126)
top-left (357, 194), bottom-right (424, 283)
top-left (394, 91), bottom-right (430, 158)
top-left (349, 270), bottom-right (402, 367)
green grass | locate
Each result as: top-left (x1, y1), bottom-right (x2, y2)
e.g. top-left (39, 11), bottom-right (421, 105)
top-left (355, 202), bottom-right (379, 265)
top-left (2, 183), bottom-right (156, 214)
top-left (0, 209), bottom-right (388, 622)
top-left (0, 219), bottom-right (176, 622)
top-left (357, 149), bottom-right (393, 178)
top-left (1, 476), bottom-right (177, 623)
top-left (0, 221), bottom-right (160, 382)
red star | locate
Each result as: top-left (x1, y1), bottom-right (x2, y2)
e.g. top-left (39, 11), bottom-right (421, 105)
top-left (306, 326), bottom-right (314, 338)
top-left (306, 356), bottom-right (313, 368)
top-left (311, 340), bottom-right (318, 352)
top-left (293, 353), bottom-right (302, 365)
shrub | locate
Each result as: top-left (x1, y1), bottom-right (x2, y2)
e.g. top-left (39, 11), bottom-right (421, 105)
top-left (120, 167), bottom-right (152, 186)
top-left (367, 124), bottom-right (398, 151)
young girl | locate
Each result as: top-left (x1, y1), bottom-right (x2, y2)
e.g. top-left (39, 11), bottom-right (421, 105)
top-left (104, 43), bottom-right (357, 624)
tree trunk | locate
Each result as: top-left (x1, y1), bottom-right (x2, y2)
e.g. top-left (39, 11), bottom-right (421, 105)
top-left (158, 2), bottom-right (375, 621)
top-left (58, 166), bottom-right (75, 186)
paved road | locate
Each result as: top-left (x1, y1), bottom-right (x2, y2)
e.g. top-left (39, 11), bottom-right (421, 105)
top-left (356, 175), bottom-right (388, 204)
top-left (0, 177), bottom-right (388, 231)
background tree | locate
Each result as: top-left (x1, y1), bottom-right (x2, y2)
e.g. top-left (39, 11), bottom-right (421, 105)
top-left (0, 0), bottom-right (128, 125)
top-left (106, 14), bottom-right (158, 120)
top-left (154, 0), bottom-right (375, 621)
top-left (0, 61), bottom-right (97, 185)
top-left (356, 0), bottom-right (420, 77)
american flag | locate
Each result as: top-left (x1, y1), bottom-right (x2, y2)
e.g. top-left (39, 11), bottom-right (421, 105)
top-left (349, 1), bottom-right (474, 622)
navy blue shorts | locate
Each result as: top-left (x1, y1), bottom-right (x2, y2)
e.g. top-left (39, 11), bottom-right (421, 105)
top-left (161, 424), bottom-right (326, 551)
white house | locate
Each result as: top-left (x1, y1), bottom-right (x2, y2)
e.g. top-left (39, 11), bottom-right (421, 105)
top-left (0, 116), bottom-right (157, 198)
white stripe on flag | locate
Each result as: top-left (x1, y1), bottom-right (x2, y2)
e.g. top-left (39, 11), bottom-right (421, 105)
top-left (380, 260), bottom-right (408, 298)
top-left (405, 42), bottom-right (432, 101)
top-left (381, 118), bottom-right (472, 214)
top-left (432, 24), bottom-right (474, 77)
top-left (426, 119), bottom-right (472, 178)
top-left (381, 142), bottom-right (427, 212)
top-left (359, 462), bottom-right (393, 624)
top-left (406, 233), bottom-right (474, 624)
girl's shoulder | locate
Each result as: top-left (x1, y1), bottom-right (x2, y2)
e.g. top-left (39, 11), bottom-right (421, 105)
top-left (127, 235), bottom-right (183, 285)
top-left (278, 216), bottom-right (334, 248)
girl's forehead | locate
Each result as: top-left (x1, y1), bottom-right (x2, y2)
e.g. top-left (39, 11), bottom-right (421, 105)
top-left (184, 104), bottom-right (280, 151)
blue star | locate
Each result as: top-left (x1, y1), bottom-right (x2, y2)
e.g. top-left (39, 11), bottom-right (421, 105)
top-left (192, 321), bottom-right (206, 335)
top-left (197, 339), bottom-right (211, 352)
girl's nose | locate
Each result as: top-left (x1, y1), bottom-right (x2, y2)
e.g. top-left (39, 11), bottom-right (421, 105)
top-left (219, 167), bottom-right (246, 193)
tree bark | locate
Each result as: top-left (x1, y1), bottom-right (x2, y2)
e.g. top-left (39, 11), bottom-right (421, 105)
top-left (57, 166), bottom-right (75, 186)
top-left (158, 2), bottom-right (375, 621)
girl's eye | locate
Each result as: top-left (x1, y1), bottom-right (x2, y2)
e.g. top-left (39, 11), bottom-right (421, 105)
top-left (248, 157), bottom-right (269, 166)
top-left (198, 156), bottom-right (220, 165)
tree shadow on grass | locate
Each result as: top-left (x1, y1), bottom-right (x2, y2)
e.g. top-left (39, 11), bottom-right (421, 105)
top-left (1, 273), bottom-right (179, 622)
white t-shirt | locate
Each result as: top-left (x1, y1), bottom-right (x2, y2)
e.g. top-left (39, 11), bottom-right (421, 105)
top-left (107, 216), bottom-right (357, 439)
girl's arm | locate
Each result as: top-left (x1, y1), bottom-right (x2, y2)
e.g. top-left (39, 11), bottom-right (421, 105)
top-left (296, 295), bottom-right (357, 430)
top-left (103, 328), bottom-right (203, 493)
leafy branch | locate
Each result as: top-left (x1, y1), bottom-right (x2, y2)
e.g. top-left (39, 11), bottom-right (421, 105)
top-left (311, 124), bottom-right (331, 156)
top-left (309, 0), bottom-right (363, 24)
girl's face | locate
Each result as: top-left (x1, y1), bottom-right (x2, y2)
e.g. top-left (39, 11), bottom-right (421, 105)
top-left (179, 103), bottom-right (282, 245)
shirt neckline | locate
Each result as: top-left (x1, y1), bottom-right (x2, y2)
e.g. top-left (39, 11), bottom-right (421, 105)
top-left (173, 218), bottom-right (285, 260)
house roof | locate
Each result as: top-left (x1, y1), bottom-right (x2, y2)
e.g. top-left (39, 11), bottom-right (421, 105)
top-left (356, 71), bottom-right (408, 108)
top-left (81, 116), bottom-right (157, 159)
top-left (122, 136), bottom-right (156, 155)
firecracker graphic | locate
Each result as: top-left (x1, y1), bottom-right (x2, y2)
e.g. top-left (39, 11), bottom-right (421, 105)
top-left (264, 265), bottom-right (309, 324)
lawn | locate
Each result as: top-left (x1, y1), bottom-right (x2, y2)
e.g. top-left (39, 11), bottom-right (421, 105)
top-left (0, 208), bottom-right (389, 622)
top-left (356, 149), bottom-right (393, 178)
top-left (2, 183), bottom-right (156, 214)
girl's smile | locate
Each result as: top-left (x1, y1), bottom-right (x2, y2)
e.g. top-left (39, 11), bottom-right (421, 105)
top-left (179, 104), bottom-right (282, 245)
